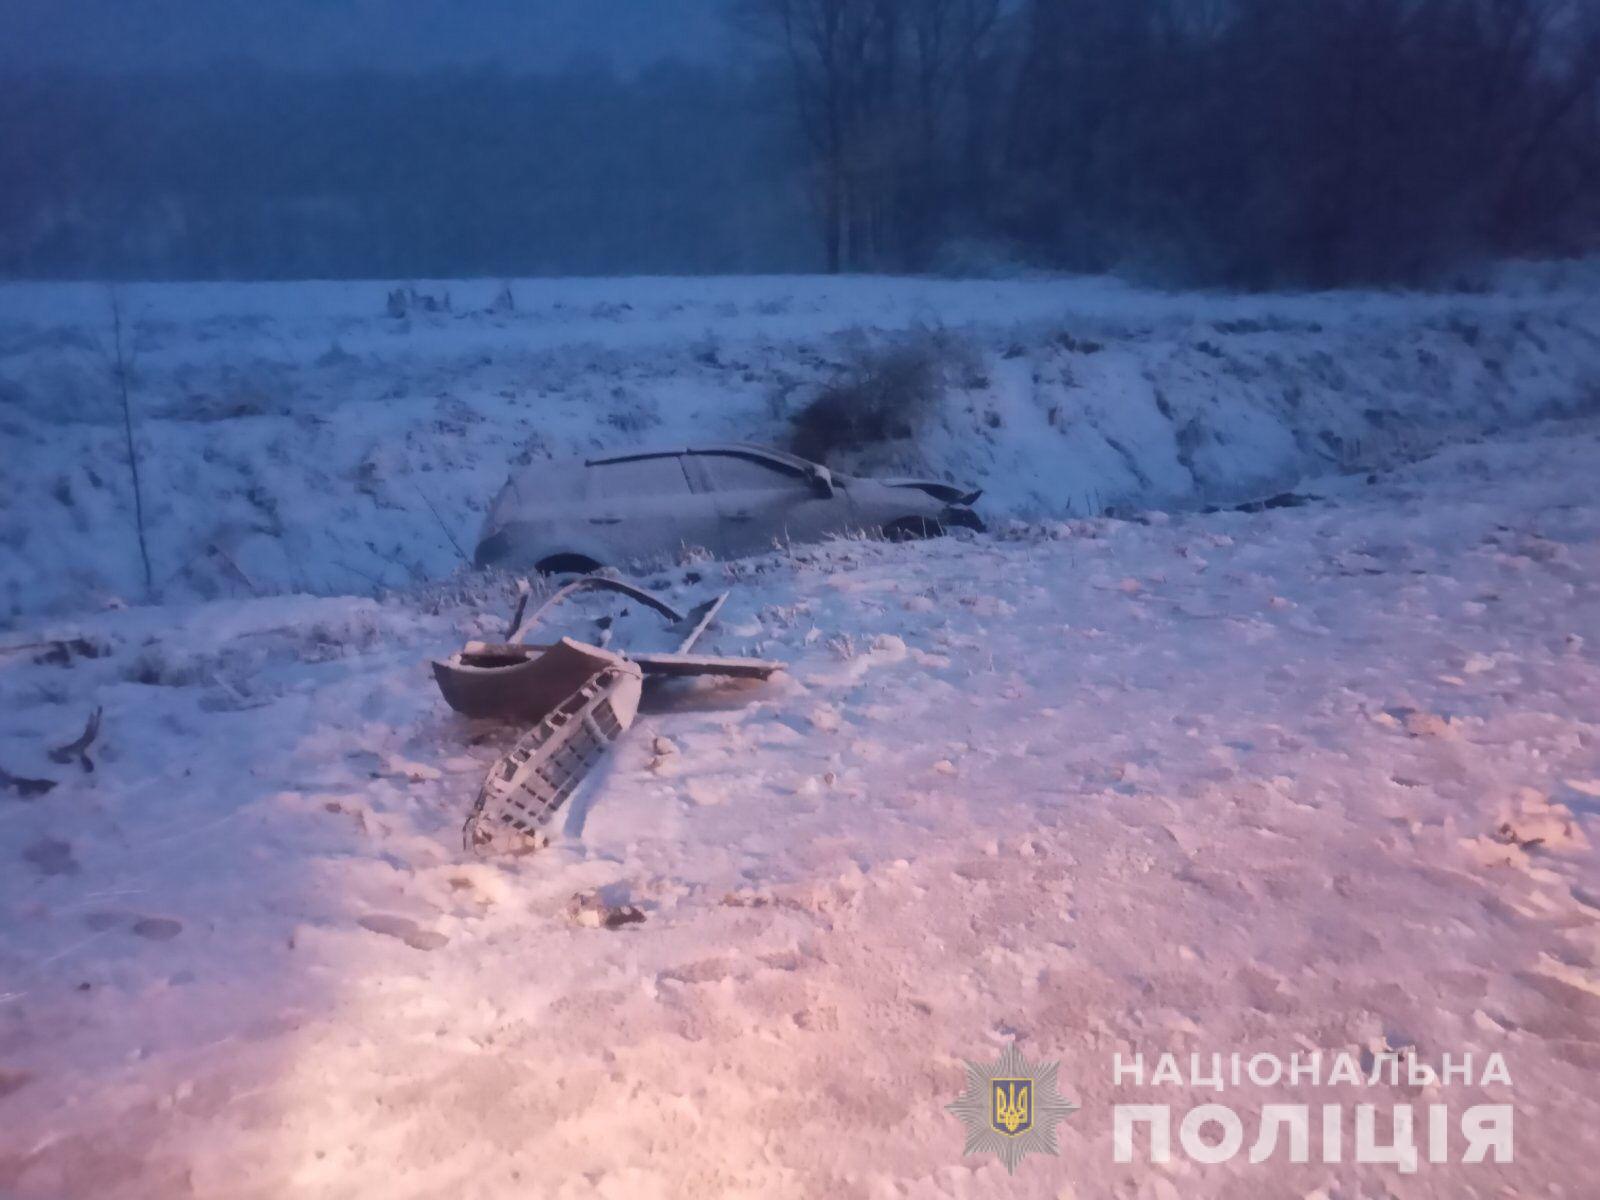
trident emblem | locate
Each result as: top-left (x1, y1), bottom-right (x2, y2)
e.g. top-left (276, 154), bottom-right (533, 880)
top-left (992, 1078), bottom-right (1034, 1136)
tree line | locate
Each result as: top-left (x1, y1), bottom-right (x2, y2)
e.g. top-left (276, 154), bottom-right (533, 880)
top-left (742, 0), bottom-right (1600, 285)
top-left (3, 0), bottom-right (1598, 287)
top-left (0, 62), bottom-right (813, 280)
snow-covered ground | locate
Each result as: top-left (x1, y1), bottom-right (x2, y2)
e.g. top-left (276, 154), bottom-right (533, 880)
top-left (3, 272), bottom-right (1598, 621)
top-left (2, 412), bottom-right (1597, 1197)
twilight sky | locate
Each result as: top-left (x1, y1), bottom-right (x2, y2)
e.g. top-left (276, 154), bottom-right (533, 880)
top-left (1, 0), bottom-right (731, 73)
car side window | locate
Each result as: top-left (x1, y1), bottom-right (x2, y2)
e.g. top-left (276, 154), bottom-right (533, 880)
top-left (593, 456), bottom-right (691, 498)
top-left (699, 454), bottom-right (804, 492)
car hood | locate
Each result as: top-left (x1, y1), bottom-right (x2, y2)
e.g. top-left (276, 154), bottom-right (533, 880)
top-left (876, 478), bottom-right (983, 507)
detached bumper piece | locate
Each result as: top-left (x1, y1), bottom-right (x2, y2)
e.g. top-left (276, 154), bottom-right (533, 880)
top-left (432, 575), bottom-right (779, 723)
top-left (440, 574), bottom-right (784, 857)
top-left (463, 641), bottom-right (643, 853)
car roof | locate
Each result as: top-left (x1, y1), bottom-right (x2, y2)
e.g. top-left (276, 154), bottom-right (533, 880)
top-left (585, 443), bottom-right (819, 475)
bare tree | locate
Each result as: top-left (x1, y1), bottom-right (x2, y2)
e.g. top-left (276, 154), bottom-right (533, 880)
top-left (890, 0), bottom-right (1004, 261)
top-left (1488, 0), bottom-right (1600, 247)
top-left (733, 0), bottom-right (897, 270)
top-left (734, 0), bottom-right (1003, 270)
top-left (736, 0), bottom-right (843, 269)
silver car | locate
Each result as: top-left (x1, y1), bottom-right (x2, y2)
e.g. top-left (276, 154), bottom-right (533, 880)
top-left (474, 443), bottom-right (983, 573)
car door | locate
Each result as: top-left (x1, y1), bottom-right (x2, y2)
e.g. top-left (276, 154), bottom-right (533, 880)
top-left (586, 453), bottom-right (723, 564)
top-left (688, 450), bottom-right (854, 557)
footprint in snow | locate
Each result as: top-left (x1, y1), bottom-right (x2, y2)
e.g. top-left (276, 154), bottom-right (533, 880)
top-left (22, 837), bottom-right (79, 876)
top-left (0, 1069), bottom-right (33, 1099)
top-left (78, 911), bottom-right (184, 939)
top-left (132, 917), bottom-right (184, 941)
top-left (358, 913), bottom-right (449, 951)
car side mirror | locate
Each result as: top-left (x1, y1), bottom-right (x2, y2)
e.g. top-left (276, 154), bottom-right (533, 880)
top-left (808, 466), bottom-right (836, 498)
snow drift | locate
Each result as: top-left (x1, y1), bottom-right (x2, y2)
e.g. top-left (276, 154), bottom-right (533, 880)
top-left (2, 272), bottom-right (1597, 622)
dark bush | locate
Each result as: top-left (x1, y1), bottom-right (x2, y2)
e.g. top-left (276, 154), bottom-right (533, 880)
top-left (789, 339), bottom-right (949, 463)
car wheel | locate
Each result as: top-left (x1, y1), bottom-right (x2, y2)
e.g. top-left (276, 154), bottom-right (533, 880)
top-left (535, 552), bottom-right (606, 576)
top-left (881, 516), bottom-right (945, 542)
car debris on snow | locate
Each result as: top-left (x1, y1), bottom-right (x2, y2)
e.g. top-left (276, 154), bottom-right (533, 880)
top-left (439, 574), bottom-right (784, 852)
top-left (0, 764), bottom-right (57, 799)
top-left (433, 575), bottom-right (781, 721)
top-left (48, 707), bottom-right (103, 774)
top-left (0, 706), bottom-right (106, 799)
top-left (567, 890), bottom-right (647, 929)
top-left (461, 639), bottom-right (643, 852)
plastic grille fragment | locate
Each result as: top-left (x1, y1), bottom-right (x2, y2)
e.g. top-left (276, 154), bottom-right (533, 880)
top-left (464, 663), bottom-right (641, 852)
